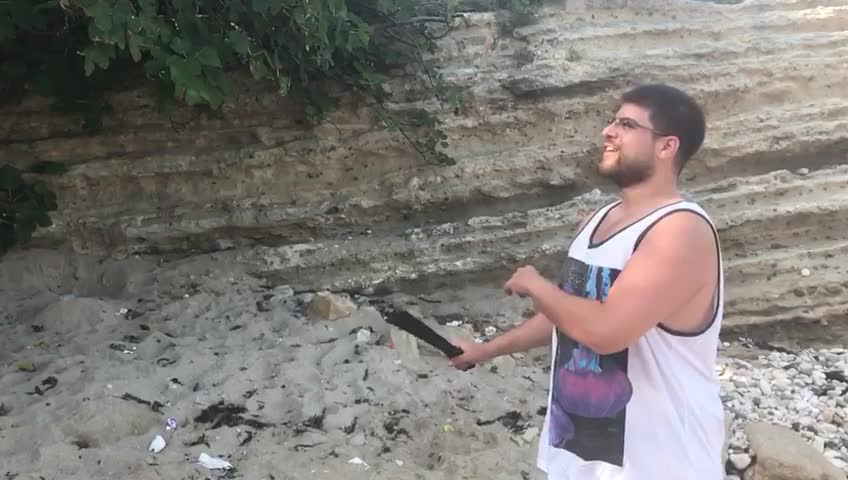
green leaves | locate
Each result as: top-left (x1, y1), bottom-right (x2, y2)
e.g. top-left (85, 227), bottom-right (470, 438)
top-left (228, 30), bottom-right (251, 56)
top-left (0, 163), bottom-right (61, 256)
top-left (196, 47), bottom-right (221, 68)
top-left (82, 43), bottom-right (115, 76)
top-left (0, 0), bottom-right (544, 256)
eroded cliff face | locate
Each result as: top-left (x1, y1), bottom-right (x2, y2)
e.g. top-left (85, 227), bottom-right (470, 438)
top-left (1, 0), bottom-right (847, 330)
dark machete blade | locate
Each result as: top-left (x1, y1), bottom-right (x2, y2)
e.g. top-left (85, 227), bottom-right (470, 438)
top-left (382, 307), bottom-right (464, 358)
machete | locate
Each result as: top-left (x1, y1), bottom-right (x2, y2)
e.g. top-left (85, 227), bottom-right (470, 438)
top-left (378, 305), bottom-right (475, 369)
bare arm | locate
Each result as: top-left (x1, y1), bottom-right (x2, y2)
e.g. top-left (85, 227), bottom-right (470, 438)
top-left (483, 312), bottom-right (552, 357)
top-left (448, 312), bottom-right (552, 369)
top-left (506, 211), bottom-right (717, 355)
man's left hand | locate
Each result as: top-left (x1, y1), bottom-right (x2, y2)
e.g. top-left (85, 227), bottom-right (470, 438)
top-left (504, 265), bottom-right (545, 298)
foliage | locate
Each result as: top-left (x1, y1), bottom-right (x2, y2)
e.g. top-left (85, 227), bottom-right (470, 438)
top-left (0, 0), bottom-right (541, 256)
top-left (0, 162), bottom-right (66, 257)
top-left (1, 0), bottom-right (541, 154)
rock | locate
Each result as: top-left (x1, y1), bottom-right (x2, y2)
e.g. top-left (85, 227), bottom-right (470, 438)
top-left (723, 412), bottom-right (733, 465)
top-left (15, 360), bottom-right (36, 372)
top-left (745, 422), bottom-right (847, 480)
top-left (825, 450), bottom-right (841, 460)
top-left (350, 433), bottom-right (366, 446)
top-left (307, 292), bottom-right (357, 321)
top-left (730, 453), bottom-right (752, 470)
top-left (389, 327), bottom-right (419, 359)
top-left (521, 426), bottom-right (540, 444)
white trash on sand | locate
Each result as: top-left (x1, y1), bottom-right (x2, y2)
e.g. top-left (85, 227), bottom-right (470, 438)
top-left (148, 435), bottom-right (166, 453)
top-left (198, 453), bottom-right (233, 470)
top-left (348, 457), bottom-right (370, 469)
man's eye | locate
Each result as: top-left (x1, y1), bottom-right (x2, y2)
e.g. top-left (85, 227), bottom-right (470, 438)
top-left (621, 120), bottom-right (636, 129)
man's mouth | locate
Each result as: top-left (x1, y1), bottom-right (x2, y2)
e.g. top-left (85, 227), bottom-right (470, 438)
top-left (603, 145), bottom-right (618, 153)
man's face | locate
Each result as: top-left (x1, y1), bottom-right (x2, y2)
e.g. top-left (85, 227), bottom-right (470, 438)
top-left (599, 103), bottom-right (663, 188)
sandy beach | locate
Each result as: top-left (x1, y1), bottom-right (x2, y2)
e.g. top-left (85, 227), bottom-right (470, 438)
top-left (0, 248), bottom-right (555, 480)
top-left (3, 247), bottom-right (848, 480)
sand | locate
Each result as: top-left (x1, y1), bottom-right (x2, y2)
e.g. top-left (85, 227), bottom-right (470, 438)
top-left (0, 248), bottom-right (551, 480)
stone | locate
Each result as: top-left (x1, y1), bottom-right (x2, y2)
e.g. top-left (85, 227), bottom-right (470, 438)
top-left (389, 327), bottom-right (419, 359)
top-left (744, 422), bottom-right (847, 480)
top-left (522, 426), bottom-right (540, 444)
top-left (350, 433), bottom-right (366, 447)
top-left (730, 453), bottom-right (752, 470)
top-left (306, 292), bottom-right (357, 321)
top-left (723, 412), bottom-right (733, 466)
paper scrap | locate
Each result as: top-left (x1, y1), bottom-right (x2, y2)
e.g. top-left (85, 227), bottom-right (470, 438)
top-left (198, 453), bottom-right (233, 470)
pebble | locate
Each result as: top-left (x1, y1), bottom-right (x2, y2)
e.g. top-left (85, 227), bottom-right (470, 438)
top-left (729, 453), bottom-right (751, 470)
top-left (718, 345), bottom-right (848, 475)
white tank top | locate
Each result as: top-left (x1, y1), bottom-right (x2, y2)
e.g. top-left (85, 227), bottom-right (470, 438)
top-left (535, 199), bottom-right (725, 480)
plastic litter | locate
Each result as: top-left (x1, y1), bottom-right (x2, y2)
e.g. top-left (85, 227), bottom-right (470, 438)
top-left (198, 453), bottom-right (233, 470)
top-left (166, 417), bottom-right (177, 430)
top-left (446, 320), bottom-right (463, 327)
top-left (148, 435), bottom-right (166, 453)
top-left (484, 326), bottom-right (497, 336)
top-left (347, 457), bottom-right (370, 469)
top-left (356, 329), bottom-right (372, 343)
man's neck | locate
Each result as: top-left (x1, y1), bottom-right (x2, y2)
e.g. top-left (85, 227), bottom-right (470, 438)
top-left (618, 177), bottom-right (682, 212)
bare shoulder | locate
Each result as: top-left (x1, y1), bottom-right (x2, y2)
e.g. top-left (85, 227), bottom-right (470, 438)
top-left (636, 209), bottom-right (717, 266)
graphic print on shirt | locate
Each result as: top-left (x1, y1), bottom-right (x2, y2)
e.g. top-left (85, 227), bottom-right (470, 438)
top-left (549, 257), bottom-right (632, 466)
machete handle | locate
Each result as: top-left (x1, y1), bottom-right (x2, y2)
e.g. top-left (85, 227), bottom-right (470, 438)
top-left (446, 344), bottom-right (476, 371)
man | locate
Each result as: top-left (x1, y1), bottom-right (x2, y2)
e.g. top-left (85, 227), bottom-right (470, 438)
top-left (449, 84), bottom-right (724, 479)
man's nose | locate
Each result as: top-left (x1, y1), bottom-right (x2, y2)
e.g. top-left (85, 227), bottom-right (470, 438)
top-left (602, 122), bottom-right (616, 138)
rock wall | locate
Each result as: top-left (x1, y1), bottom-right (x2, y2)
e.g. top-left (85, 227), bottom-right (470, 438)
top-left (2, 0), bottom-right (847, 330)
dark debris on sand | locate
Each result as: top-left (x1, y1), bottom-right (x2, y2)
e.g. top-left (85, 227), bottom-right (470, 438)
top-left (194, 400), bottom-right (272, 430)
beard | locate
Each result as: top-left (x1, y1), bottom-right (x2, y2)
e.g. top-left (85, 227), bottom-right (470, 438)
top-left (598, 152), bottom-right (654, 188)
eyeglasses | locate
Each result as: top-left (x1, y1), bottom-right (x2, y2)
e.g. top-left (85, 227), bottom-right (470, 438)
top-left (606, 116), bottom-right (670, 137)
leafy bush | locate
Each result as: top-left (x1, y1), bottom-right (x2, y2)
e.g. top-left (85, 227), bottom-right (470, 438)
top-left (0, 162), bottom-right (66, 257)
top-left (0, 0), bottom-right (541, 257)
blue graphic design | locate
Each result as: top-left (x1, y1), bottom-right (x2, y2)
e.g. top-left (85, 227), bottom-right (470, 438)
top-left (549, 257), bottom-right (632, 466)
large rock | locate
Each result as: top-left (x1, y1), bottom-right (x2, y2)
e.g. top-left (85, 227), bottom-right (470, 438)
top-left (744, 422), bottom-right (847, 480)
top-left (306, 292), bottom-right (357, 321)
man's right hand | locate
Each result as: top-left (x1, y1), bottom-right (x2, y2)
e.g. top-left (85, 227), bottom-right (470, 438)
top-left (446, 313), bottom-right (554, 371)
top-left (448, 340), bottom-right (494, 370)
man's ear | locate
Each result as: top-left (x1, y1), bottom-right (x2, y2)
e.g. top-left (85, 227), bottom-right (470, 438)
top-left (658, 136), bottom-right (680, 163)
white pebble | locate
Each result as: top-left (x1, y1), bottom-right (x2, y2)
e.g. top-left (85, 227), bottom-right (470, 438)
top-left (729, 453), bottom-right (752, 470)
top-left (824, 450), bottom-right (841, 460)
top-left (800, 268), bottom-right (811, 277)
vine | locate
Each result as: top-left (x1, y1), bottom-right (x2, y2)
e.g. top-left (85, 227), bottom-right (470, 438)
top-left (0, 0), bottom-right (541, 256)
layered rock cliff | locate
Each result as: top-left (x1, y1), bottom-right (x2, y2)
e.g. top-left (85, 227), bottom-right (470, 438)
top-left (1, 0), bottom-right (847, 331)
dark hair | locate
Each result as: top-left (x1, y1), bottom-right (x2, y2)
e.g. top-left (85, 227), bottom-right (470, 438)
top-left (620, 84), bottom-right (706, 172)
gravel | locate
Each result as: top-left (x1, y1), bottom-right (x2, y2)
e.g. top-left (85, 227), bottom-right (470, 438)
top-left (718, 343), bottom-right (848, 476)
